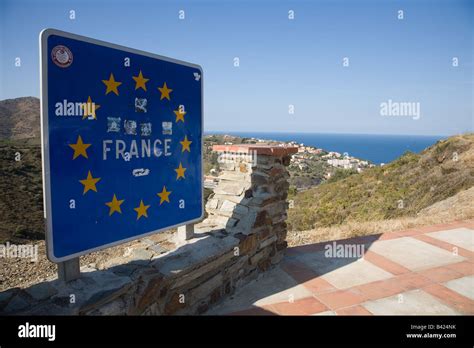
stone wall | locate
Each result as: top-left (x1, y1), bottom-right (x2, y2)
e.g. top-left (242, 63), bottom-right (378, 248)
top-left (0, 145), bottom-right (297, 315)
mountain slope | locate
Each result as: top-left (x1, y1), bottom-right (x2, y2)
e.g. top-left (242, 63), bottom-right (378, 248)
top-left (287, 134), bottom-right (474, 231)
top-left (0, 138), bottom-right (43, 243)
top-left (0, 97), bottom-right (40, 140)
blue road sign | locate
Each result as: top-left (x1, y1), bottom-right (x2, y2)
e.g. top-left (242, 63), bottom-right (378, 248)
top-left (40, 29), bottom-right (203, 262)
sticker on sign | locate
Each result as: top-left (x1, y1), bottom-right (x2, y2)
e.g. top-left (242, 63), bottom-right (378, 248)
top-left (40, 29), bottom-right (203, 262)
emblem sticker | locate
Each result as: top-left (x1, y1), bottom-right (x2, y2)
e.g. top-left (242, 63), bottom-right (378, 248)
top-left (107, 117), bottom-right (121, 133)
top-left (124, 120), bottom-right (137, 135)
top-left (135, 98), bottom-right (147, 113)
top-left (140, 122), bottom-right (152, 136)
top-left (132, 168), bottom-right (150, 177)
top-left (162, 122), bottom-right (172, 135)
top-left (51, 45), bottom-right (73, 68)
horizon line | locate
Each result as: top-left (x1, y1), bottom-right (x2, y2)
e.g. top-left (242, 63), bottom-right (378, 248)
top-left (0, 96), bottom-right (468, 138)
top-left (204, 130), bottom-right (458, 138)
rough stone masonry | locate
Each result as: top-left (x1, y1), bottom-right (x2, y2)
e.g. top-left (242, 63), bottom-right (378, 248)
top-left (0, 144), bottom-right (297, 315)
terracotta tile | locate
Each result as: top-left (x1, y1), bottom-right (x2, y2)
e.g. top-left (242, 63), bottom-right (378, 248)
top-left (444, 261), bottom-right (474, 276)
top-left (377, 232), bottom-right (402, 241)
top-left (414, 223), bottom-right (459, 234)
top-left (268, 297), bottom-right (328, 315)
top-left (461, 251), bottom-right (474, 261)
top-left (315, 289), bottom-right (366, 310)
top-left (413, 234), bottom-right (447, 248)
top-left (363, 250), bottom-right (410, 275)
top-left (336, 305), bottom-right (373, 315)
top-left (461, 221), bottom-right (474, 229)
top-left (445, 221), bottom-right (472, 229)
top-left (353, 278), bottom-right (406, 301)
top-left (353, 272), bottom-right (432, 298)
top-left (302, 277), bottom-right (337, 294)
top-left (393, 228), bottom-right (425, 237)
top-left (413, 234), bottom-right (474, 259)
top-left (395, 272), bottom-right (433, 290)
top-left (281, 260), bottom-right (317, 284)
top-left (414, 235), bottom-right (449, 254)
top-left (393, 223), bottom-right (460, 236)
top-left (417, 266), bottom-right (464, 283)
top-left (423, 283), bottom-right (474, 314)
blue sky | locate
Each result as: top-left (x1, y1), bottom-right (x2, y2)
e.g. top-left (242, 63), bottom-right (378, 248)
top-left (0, 0), bottom-right (472, 135)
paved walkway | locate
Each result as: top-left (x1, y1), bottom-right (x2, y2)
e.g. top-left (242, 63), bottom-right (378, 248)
top-left (208, 221), bottom-right (474, 315)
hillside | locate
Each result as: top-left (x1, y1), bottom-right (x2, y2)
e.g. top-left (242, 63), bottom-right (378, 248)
top-left (287, 186), bottom-right (474, 246)
top-left (287, 134), bottom-right (474, 231)
top-left (0, 97), bottom-right (40, 140)
top-left (0, 138), bottom-right (44, 243)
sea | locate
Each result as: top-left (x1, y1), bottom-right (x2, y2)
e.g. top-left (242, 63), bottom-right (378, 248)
top-left (206, 132), bottom-right (447, 164)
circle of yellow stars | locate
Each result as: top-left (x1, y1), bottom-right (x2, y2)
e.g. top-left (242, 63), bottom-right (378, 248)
top-left (69, 67), bottom-right (196, 220)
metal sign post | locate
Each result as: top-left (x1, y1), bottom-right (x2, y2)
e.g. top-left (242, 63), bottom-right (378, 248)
top-left (177, 223), bottom-right (195, 241)
top-left (40, 29), bottom-right (204, 264)
top-left (57, 258), bottom-right (80, 282)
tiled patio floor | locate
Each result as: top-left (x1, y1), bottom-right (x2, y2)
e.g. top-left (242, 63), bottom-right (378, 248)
top-left (207, 220), bottom-right (474, 315)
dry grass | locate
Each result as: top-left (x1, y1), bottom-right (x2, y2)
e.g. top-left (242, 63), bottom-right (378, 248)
top-left (287, 186), bottom-right (474, 247)
top-left (287, 134), bottom-right (474, 232)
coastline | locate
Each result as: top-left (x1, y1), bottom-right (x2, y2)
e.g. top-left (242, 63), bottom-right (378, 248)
top-left (205, 131), bottom-right (447, 164)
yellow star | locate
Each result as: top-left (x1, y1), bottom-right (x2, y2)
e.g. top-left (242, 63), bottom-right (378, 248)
top-left (79, 170), bottom-right (101, 194)
top-left (132, 70), bottom-right (149, 91)
top-left (134, 200), bottom-right (150, 220)
top-left (174, 108), bottom-right (187, 123)
top-left (158, 82), bottom-right (173, 100)
top-left (69, 135), bottom-right (91, 159)
top-left (180, 136), bottom-right (192, 152)
top-left (105, 194), bottom-right (124, 216)
top-left (157, 186), bottom-right (172, 205)
top-left (102, 73), bottom-right (122, 95)
top-left (81, 96), bottom-right (101, 120)
top-left (175, 163), bottom-right (186, 180)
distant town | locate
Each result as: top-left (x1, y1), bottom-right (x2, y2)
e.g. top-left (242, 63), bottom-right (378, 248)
top-left (286, 141), bottom-right (375, 174)
top-left (203, 134), bottom-right (377, 192)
